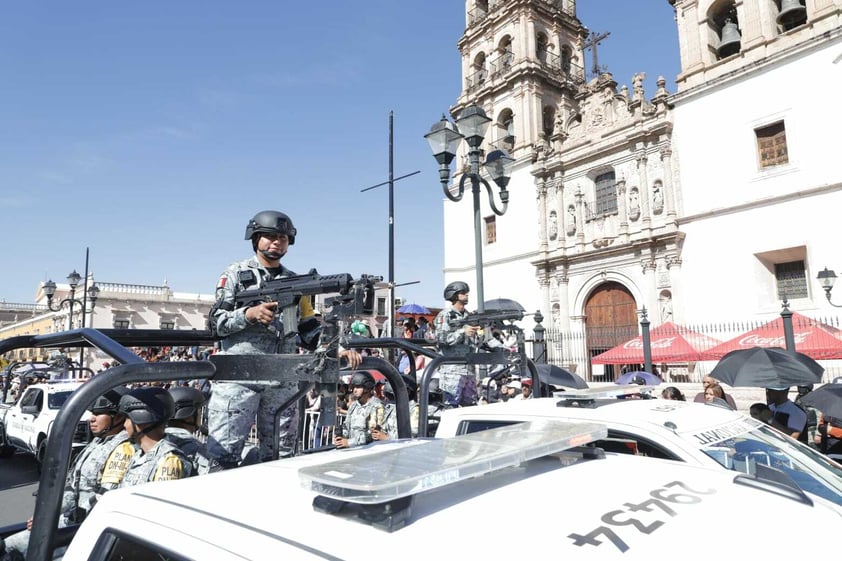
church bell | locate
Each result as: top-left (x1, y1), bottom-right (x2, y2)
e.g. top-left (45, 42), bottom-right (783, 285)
top-left (718, 19), bottom-right (741, 58)
top-left (777, 0), bottom-right (807, 28)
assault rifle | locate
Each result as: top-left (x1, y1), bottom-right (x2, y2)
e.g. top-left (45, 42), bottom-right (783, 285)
top-left (234, 269), bottom-right (356, 310)
top-left (448, 308), bottom-right (524, 329)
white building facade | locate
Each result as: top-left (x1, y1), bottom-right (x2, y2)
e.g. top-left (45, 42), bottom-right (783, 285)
top-left (442, 0), bottom-right (842, 379)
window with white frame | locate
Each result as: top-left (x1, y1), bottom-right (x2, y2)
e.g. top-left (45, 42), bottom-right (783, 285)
top-left (594, 171), bottom-right (618, 215)
top-left (755, 121), bottom-right (789, 169)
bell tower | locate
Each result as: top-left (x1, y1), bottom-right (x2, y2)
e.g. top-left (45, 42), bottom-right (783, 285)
top-left (668, 0), bottom-right (840, 91)
top-left (452, 0), bottom-right (588, 157)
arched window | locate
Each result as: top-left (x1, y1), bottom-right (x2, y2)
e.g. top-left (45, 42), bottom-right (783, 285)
top-left (471, 52), bottom-right (488, 89)
top-left (499, 36), bottom-right (514, 69)
top-left (775, 0), bottom-right (807, 32)
top-left (498, 108), bottom-right (515, 145)
top-left (536, 32), bottom-right (548, 63)
top-left (561, 45), bottom-right (572, 75)
top-left (708, 1), bottom-right (741, 60)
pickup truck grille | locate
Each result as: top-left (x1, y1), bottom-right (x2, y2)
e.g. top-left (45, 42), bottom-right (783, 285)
top-left (73, 420), bottom-right (91, 444)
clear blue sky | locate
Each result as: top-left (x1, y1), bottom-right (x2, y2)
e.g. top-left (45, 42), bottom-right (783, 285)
top-left (0, 1), bottom-right (679, 307)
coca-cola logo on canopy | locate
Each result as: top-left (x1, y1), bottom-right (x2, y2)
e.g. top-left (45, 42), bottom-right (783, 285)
top-left (624, 337), bottom-right (677, 350)
top-left (738, 332), bottom-right (810, 347)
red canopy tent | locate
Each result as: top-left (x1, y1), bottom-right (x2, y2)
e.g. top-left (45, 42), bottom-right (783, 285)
top-left (700, 312), bottom-right (842, 360)
top-left (591, 322), bottom-right (720, 365)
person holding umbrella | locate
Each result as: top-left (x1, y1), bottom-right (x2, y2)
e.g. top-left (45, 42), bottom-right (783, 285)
top-left (766, 386), bottom-right (808, 441)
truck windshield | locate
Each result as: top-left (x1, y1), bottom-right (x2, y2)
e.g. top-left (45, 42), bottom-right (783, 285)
top-left (701, 423), bottom-right (842, 505)
top-left (48, 391), bottom-right (73, 410)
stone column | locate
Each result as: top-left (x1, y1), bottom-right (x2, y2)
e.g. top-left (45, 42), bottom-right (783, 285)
top-left (674, 1), bottom-right (705, 78)
top-left (537, 271), bottom-right (551, 322)
top-left (537, 176), bottom-right (549, 252)
top-left (659, 146), bottom-right (677, 224)
top-left (636, 151), bottom-right (651, 231)
top-left (739, 0), bottom-right (766, 49)
top-left (574, 187), bottom-right (586, 252)
top-left (616, 178), bottom-right (629, 243)
top-left (666, 256), bottom-right (684, 325)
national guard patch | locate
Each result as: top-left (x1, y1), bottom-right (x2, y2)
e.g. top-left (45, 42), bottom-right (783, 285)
top-left (100, 441), bottom-right (134, 486)
top-left (154, 454), bottom-right (184, 481)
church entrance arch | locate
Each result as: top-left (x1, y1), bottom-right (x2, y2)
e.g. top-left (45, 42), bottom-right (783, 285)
top-left (584, 281), bottom-right (638, 381)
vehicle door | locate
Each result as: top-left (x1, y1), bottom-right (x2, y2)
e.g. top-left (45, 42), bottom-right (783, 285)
top-left (7, 387), bottom-right (41, 448)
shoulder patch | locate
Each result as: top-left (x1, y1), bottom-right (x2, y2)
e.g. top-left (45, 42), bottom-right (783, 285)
top-left (153, 454), bottom-right (185, 481)
top-left (99, 442), bottom-right (135, 486)
top-left (216, 276), bottom-right (227, 290)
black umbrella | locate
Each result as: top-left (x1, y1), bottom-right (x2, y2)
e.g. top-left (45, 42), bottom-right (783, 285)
top-left (483, 298), bottom-right (526, 313)
top-left (800, 384), bottom-right (842, 419)
top-left (710, 347), bottom-right (824, 388)
top-left (536, 364), bottom-right (589, 390)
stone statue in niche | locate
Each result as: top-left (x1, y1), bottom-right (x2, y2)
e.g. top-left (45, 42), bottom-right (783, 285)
top-left (652, 180), bottom-right (664, 214)
top-left (628, 187), bottom-right (640, 221)
top-left (660, 294), bottom-right (673, 323)
top-left (566, 205), bottom-right (577, 236)
top-left (548, 210), bottom-right (558, 241)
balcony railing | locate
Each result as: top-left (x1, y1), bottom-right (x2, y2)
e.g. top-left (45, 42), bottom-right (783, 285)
top-left (538, 0), bottom-right (576, 17)
top-left (465, 66), bottom-right (489, 91)
top-left (584, 199), bottom-right (619, 222)
top-left (536, 49), bottom-right (585, 85)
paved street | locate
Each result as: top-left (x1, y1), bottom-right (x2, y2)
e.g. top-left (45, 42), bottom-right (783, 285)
top-left (0, 452), bottom-right (39, 528)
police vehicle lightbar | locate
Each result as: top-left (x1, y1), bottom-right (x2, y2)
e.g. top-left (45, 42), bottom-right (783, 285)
top-left (555, 384), bottom-right (659, 401)
top-left (299, 420), bottom-right (607, 504)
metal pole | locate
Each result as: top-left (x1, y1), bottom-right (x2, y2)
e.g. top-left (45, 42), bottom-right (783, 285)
top-left (469, 149), bottom-right (485, 313)
top-left (640, 307), bottom-right (652, 374)
top-left (67, 287), bottom-right (75, 332)
top-left (80, 248), bottom-right (90, 369)
top-left (781, 297), bottom-right (796, 351)
top-left (388, 111), bottom-right (395, 340)
top-left (532, 311), bottom-right (546, 364)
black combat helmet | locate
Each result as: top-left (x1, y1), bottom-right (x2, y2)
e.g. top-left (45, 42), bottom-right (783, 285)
top-left (444, 281), bottom-right (470, 302)
top-left (119, 387), bottom-right (175, 426)
top-left (350, 371), bottom-right (376, 392)
top-left (90, 386), bottom-right (129, 415)
top-left (244, 210), bottom-right (297, 245)
top-left (168, 386), bottom-right (206, 421)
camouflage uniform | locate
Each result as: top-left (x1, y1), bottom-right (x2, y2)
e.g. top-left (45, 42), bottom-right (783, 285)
top-left (0, 431), bottom-right (133, 561)
top-left (380, 403), bottom-right (399, 440)
top-left (165, 426), bottom-right (223, 475)
top-left (342, 396), bottom-right (384, 447)
top-left (118, 438), bottom-right (193, 487)
top-left (207, 257), bottom-right (316, 466)
top-left (433, 306), bottom-right (478, 406)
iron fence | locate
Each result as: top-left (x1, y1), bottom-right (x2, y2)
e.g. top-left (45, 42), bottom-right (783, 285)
top-left (523, 312), bottom-right (842, 385)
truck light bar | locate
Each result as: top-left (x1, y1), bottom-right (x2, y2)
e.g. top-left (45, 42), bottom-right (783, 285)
top-left (299, 420), bottom-right (607, 505)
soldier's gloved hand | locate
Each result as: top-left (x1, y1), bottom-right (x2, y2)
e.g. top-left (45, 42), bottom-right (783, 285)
top-left (246, 301), bottom-right (278, 325)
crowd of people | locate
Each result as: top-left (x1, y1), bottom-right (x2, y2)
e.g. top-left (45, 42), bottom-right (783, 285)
top-left (0, 383), bottom-right (218, 560)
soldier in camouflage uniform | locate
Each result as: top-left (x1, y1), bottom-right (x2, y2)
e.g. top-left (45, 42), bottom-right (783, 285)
top-left (433, 281), bottom-right (480, 407)
top-left (206, 210), bottom-right (319, 467)
top-left (207, 211), bottom-right (361, 467)
top-left (166, 386), bottom-right (222, 475)
top-left (334, 371), bottom-right (384, 448)
top-left (1, 387), bottom-right (134, 561)
top-left (117, 387), bottom-right (193, 486)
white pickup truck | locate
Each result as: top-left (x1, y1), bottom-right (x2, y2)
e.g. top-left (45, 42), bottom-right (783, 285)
top-left (0, 380), bottom-right (89, 466)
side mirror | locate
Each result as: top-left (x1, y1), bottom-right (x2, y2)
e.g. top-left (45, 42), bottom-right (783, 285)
top-left (21, 405), bottom-right (39, 416)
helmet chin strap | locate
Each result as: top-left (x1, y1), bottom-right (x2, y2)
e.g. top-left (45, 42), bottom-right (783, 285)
top-left (260, 249), bottom-right (285, 261)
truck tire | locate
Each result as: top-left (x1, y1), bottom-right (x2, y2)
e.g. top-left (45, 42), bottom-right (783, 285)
top-left (0, 424), bottom-right (14, 458)
top-left (36, 436), bottom-right (48, 472)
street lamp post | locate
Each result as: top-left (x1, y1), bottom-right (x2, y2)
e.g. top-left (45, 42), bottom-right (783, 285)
top-left (425, 105), bottom-right (514, 313)
top-left (43, 271), bottom-right (100, 331)
top-left (817, 267), bottom-right (842, 307)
